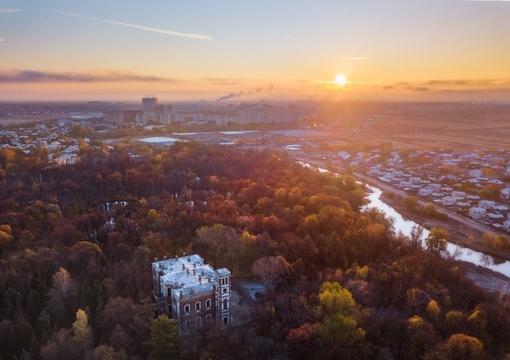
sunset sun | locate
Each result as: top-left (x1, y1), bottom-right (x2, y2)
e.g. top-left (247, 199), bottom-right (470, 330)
top-left (334, 73), bottom-right (347, 87)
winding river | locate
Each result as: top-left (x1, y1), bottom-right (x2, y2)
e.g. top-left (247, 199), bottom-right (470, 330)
top-left (364, 185), bottom-right (510, 278)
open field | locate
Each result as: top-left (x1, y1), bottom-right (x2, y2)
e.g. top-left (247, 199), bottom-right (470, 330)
top-left (329, 103), bottom-right (510, 151)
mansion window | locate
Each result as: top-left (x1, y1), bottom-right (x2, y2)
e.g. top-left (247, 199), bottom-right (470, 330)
top-left (184, 304), bottom-right (190, 313)
top-left (206, 298), bottom-right (212, 309)
top-left (195, 301), bottom-right (201, 311)
top-left (196, 317), bottom-right (202, 326)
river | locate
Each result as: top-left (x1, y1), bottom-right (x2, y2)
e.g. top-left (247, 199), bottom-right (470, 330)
top-left (300, 161), bottom-right (510, 278)
top-left (364, 185), bottom-right (510, 278)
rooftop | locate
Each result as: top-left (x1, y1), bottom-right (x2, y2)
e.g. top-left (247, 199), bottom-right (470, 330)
top-left (153, 254), bottom-right (222, 299)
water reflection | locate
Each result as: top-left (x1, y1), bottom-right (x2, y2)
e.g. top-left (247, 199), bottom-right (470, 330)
top-left (363, 185), bottom-right (510, 278)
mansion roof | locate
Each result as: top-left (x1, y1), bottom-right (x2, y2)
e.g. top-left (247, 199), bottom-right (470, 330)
top-left (152, 254), bottom-right (230, 299)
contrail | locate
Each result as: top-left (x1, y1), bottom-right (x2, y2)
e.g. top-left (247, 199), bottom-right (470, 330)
top-left (0, 8), bottom-right (21, 13)
top-left (55, 10), bottom-right (213, 40)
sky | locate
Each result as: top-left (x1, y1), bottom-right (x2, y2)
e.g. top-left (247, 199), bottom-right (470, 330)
top-left (1, 0), bottom-right (510, 102)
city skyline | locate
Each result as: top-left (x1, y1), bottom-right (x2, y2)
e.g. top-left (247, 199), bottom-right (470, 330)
top-left (1, 0), bottom-right (510, 102)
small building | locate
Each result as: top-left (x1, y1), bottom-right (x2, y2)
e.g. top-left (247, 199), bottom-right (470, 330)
top-left (409, 177), bottom-right (421, 184)
top-left (470, 169), bottom-right (483, 177)
top-left (152, 254), bottom-right (231, 333)
top-left (501, 188), bottom-right (510, 200)
top-left (487, 213), bottom-right (505, 220)
top-left (503, 220), bottom-right (510, 231)
top-left (428, 183), bottom-right (442, 192)
top-left (441, 196), bottom-right (456, 206)
top-left (469, 207), bottom-right (487, 219)
top-left (451, 191), bottom-right (466, 200)
top-left (418, 188), bottom-right (433, 197)
top-left (479, 200), bottom-right (496, 210)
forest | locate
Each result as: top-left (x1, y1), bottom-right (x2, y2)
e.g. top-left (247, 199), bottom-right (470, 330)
top-left (1, 140), bottom-right (510, 359)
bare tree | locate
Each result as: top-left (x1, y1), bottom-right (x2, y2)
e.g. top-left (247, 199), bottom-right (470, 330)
top-left (409, 225), bottom-right (424, 248)
top-left (252, 256), bottom-right (286, 290)
top-left (52, 267), bottom-right (75, 299)
top-left (45, 267), bottom-right (78, 327)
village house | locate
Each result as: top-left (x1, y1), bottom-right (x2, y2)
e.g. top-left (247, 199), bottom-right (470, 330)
top-left (479, 200), bottom-right (496, 210)
top-left (501, 188), bottom-right (510, 201)
top-left (152, 254), bottom-right (231, 333)
top-left (469, 207), bottom-right (487, 219)
top-left (451, 191), bottom-right (466, 200)
top-left (418, 188), bottom-right (433, 197)
top-left (441, 196), bottom-right (456, 206)
top-left (503, 219), bottom-right (510, 232)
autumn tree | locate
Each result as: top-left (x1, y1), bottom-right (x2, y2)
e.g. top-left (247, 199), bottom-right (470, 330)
top-left (494, 235), bottom-right (510, 249)
top-left (195, 224), bottom-right (240, 270)
top-left (318, 281), bottom-right (365, 347)
top-left (425, 228), bottom-right (450, 256)
top-left (149, 315), bottom-right (179, 360)
top-left (407, 315), bottom-right (438, 359)
top-left (0, 224), bottom-right (13, 252)
top-left (93, 345), bottom-right (127, 360)
top-left (483, 232), bottom-right (510, 250)
top-left (147, 208), bottom-right (157, 224)
top-left (40, 328), bottom-right (79, 360)
top-left (422, 203), bottom-right (446, 220)
top-left (403, 196), bottom-right (419, 212)
top-left (426, 300), bottom-right (441, 323)
top-left (239, 230), bottom-right (258, 275)
top-left (482, 232), bottom-right (496, 249)
top-left (73, 309), bottom-right (93, 357)
top-left (443, 334), bottom-right (483, 360)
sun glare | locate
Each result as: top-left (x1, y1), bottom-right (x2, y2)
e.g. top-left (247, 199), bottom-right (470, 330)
top-left (334, 73), bottom-right (347, 87)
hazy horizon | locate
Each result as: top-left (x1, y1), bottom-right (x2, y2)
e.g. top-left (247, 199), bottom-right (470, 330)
top-left (1, 1), bottom-right (510, 102)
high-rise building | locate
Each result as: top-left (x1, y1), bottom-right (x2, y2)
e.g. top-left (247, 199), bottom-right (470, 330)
top-left (142, 97), bottom-right (158, 113)
top-left (137, 97), bottom-right (174, 124)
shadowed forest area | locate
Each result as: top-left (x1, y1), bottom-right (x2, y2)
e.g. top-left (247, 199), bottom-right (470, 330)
top-left (1, 141), bottom-right (510, 359)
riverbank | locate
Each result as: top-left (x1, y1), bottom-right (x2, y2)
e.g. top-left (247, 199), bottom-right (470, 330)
top-left (462, 262), bottom-right (510, 296)
top-left (298, 163), bottom-right (510, 295)
top-left (357, 173), bottom-right (510, 295)
top-left (379, 190), bottom-right (510, 295)
top-left (356, 172), bottom-right (510, 262)
top-left (379, 189), bottom-right (510, 261)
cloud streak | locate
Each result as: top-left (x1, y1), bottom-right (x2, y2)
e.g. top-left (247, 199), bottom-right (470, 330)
top-left (0, 70), bottom-right (182, 83)
top-left (55, 10), bottom-right (213, 40)
top-left (0, 8), bottom-right (21, 13)
top-left (202, 77), bottom-right (244, 85)
top-left (381, 78), bottom-right (510, 93)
